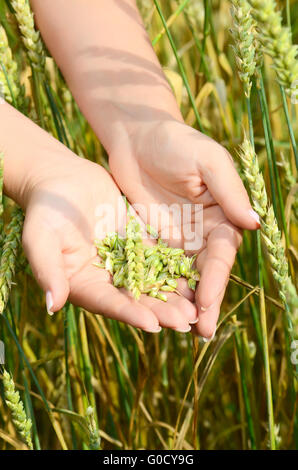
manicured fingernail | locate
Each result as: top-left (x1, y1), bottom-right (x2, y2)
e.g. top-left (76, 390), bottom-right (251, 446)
top-left (248, 209), bottom-right (260, 226)
top-left (46, 291), bottom-right (54, 316)
top-left (175, 325), bottom-right (192, 333)
top-left (189, 317), bottom-right (199, 325)
top-left (144, 326), bottom-right (162, 333)
top-left (202, 330), bottom-right (216, 342)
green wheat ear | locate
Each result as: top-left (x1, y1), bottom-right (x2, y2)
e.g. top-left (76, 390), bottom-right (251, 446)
top-left (11, 0), bottom-right (46, 73)
top-left (238, 137), bottom-right (267, 216)
top-left (248, 0), bottom-right (298, 94)
top-left (0, 207), bottom-right (24, 314)
top-left (86, 406), bottom-right (101, 450)
top-left (230, 0), bottom-right (257, 98)
top-left (0, 25), bottom-right (21, 105)
top-left (2, 369), bottom-right (33, 449)
top-left (238, 137), bottom-right (297, 335)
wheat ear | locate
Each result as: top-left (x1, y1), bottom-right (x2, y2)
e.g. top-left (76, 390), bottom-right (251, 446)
top-left (2, 369), bottom-right (33, 449)
top-left (230, 0), bottom-right (257, 97)
top-left (0, 207), bottom-right (24, 314)
top-left (238, 137), bottom-right (297, 328)
top-left (0, 25), bottom-right (21, 104)
top-left (11, 0), bottom-right (45, 73)
top-left (248, 0), bottom-right (298, 94)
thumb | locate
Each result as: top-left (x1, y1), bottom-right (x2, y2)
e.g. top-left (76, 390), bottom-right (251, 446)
top-left (200, 144), bottom-right (260, 230)
top-left (22, 219), bottom-right (69, 314)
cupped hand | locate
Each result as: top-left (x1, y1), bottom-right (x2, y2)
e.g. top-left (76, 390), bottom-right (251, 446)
top-left (109, 120), bottom-right (260, 339)
top-left (22, 153), bottom-right (197, 332)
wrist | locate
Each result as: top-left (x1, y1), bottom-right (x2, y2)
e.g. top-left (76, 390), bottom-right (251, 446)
top-left (0, 102), bottom-right (80, 209)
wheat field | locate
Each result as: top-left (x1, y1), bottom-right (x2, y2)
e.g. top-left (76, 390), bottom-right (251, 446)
top-left (0, 0), bottom-right (297, 450)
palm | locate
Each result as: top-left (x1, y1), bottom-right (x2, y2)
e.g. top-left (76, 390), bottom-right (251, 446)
top-left (110, 121), bottom-right (244, 337)
top-left (23, 158), bottom-right (197, 332)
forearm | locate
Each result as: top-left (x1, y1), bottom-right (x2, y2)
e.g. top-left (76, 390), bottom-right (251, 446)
top-left (30, 0), bottom-right (182, 154)
top-left (0, 102), bottom-right (78, 208)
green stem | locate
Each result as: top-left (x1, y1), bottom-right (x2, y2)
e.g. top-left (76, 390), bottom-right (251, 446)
top-left (259, 76), bottom-right (289, 247)
top-left (153, 0), bottom-right (204, 132)
top-left (182, 9), bottom-right (212, 82)
top-left (31, 70), bottom-right (45, 129)
top-left (257, 86), bottom-right (278, 219)
top-left (280, 85), bottom-right (298, 171)
top-left (234, 329), bottom-right (257, 449)
top-left (246, 97), bottom-right (254, 148)
top-left (257, 235), bottom-right (276, 450)
top-left (64, 305), bottom-right (77, 450)
top-left (9, 307), bottom-right (40, 450)
top-left (246, 95), bottom-right (276, 450)
top-left (152, 0), bottom-right (191, 46)
top-left (286, 0), bottom-right (291, 29)
top-left (201, 0), bottom-right (211, 58)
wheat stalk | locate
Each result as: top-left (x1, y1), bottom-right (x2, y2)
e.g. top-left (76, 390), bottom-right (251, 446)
top-left (11, 0), bottom-right (45, 73)
top-left (248, 0), bottom-right (298, 94)
top-left (0, 207), bottom-right (24, 314)
top-left (1, 369), bottom-right (33, 449)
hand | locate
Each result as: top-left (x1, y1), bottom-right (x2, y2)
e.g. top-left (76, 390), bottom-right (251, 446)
top-left (109, 119), bottom-right (260, 338)
top-left (22, 154), bottom-right (198, 332)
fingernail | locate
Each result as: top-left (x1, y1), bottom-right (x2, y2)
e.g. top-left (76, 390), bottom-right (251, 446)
top-left (46, 290), bottom-right (54, 316)
top-left (144, 326), bottom-right (162, 333)
top-left (248, 209), bottom-right (260, 226)
top-left (201, 329), bottom-right (216, 342)
top-left (175, 325), bottom-right (192, 333)
top-left (189, 317), bottom-right (199, 325)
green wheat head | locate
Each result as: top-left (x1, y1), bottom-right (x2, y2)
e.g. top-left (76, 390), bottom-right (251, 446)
top-left (2, 369), bottom-right (33, 449)
top-left (248, 0), bottom-right (298, 94)
top-left (230, 0), bottom-right (257, 97)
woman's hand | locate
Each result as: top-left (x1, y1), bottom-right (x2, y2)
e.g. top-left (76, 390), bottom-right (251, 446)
top-left (109, 120), bottom-right (260, 338)
top-left (1, 104), bottom-right (197, 333)
top-left (28, 0), bottom-right (259, 338)
top-left (23, 158), bottom-right (198, 332)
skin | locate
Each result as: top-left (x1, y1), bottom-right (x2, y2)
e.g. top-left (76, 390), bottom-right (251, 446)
top-left (2, 0), bottom-right (260, 338)
top-left (1, 104), bottom-right (197, 333)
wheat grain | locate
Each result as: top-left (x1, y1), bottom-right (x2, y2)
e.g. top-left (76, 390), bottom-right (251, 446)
top-left (95, 217), bottom-right (199, 301)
